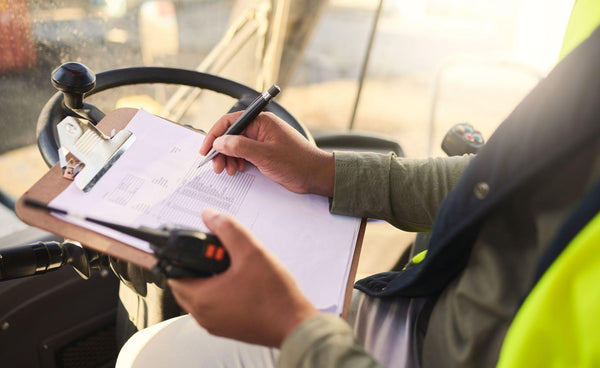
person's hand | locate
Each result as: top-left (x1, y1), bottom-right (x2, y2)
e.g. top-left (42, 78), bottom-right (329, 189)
top-left (200, 111), bottom-right (334, 197)
top-left (168, 208), bottom-right (319, 348)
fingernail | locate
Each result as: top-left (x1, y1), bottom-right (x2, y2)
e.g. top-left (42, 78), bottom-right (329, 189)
top-left (202, 208), bottom-right (220, 222)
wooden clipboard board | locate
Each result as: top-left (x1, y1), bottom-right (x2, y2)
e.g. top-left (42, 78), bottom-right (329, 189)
top-left (14, 107), bottom-right (365, 317)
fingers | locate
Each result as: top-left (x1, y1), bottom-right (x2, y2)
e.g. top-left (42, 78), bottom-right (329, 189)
top-left (211, 153), bottom-right (227, 174)
top-left (213, 134), bottom-right (265, 161)
top-left (168, 209), bottom-right (252, 314)
top-left (201, 208), bottom-right (254, 255)
top-left (200, 111), bottom-right (244, 155)
top-left (200, 111), bottom-right (265, 174)
top-left (210, 154), bottom-right (245, 175)
top-left (200, 111), bottom-right (297, 180)
top-left (168, 209), bottom-right (319, 347)
top-left (209, 135), bottom-right (266, 176)
top-left (168, 277), bottom-right (206, 313)
top-left (237, 157), bottom-right (246, 172)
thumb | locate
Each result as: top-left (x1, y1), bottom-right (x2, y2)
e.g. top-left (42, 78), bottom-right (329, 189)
top-left (201, 208), bottom-right (254, 255)
top-left (213, 135), bottom-right (266, 163)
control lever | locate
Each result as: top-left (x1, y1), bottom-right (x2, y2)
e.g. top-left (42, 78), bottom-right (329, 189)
top-left (51, 62), bottom-right (105, 124)
top-left (441, 122), bottom-right (485, 156)
top-left (0, 240), bottom-right (105, 281)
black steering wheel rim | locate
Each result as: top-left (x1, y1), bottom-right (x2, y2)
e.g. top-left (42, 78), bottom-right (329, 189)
top-left (36, 66), bottom-right (312, 167)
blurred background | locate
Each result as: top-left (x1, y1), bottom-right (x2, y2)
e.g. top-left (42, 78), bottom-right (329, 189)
top-left (0, 0), bottom-right (574, 277)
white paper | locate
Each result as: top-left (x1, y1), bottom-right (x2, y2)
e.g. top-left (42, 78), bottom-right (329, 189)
top-left (51, 109), bottom-right (361, 315)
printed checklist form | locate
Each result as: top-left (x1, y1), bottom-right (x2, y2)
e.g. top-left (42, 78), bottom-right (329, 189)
top-left (50, 109), bottom-right (362, 315)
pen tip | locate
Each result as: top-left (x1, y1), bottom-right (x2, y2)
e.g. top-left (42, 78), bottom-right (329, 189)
top-left (197, 157), bottom-right (210, 168)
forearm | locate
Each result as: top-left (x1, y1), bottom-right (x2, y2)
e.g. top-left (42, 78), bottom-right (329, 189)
top-left (330, 152), bottom-right (472, 231)
top-left (277, 314), bottom-right (383, 368)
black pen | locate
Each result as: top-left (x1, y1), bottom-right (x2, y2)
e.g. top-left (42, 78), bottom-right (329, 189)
top-left (197, 84), bottom-right (281, 168)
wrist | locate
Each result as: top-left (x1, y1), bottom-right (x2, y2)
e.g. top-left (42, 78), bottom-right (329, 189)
top-left (307, 150), bottom-right (335, 197)
top-left (277, 304), bottom-right (320, 348)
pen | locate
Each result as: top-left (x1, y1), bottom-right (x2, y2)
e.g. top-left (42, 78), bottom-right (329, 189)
top-left (197, 84), bottom-right (281, 168)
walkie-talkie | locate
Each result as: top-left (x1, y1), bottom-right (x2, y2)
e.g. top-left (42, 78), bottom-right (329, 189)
top-left (24, 199), bottom-right (230, 278)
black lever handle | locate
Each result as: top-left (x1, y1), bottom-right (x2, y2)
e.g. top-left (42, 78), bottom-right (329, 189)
top-left (0, 241), bottom-right (104, 281)
top-left (0, 241), bottom-right (66, 280)
top-left (51, 62), bottom-right (96, 110)
top-left (50, 62), bottom-right (105, 124)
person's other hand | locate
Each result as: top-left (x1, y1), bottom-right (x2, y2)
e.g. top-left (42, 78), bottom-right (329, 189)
top-left (200, 111), bottom-right (334, 197)
top-left (168, 208), bottom-right (319, 348)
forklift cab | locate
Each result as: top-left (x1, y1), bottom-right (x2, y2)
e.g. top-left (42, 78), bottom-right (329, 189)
top-left (0, 1), bottom-right (575, 367)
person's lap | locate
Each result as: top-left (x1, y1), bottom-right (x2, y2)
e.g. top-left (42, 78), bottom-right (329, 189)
top-left (117, 290), bottom-right (426, 367)
top-left (116, 314), bottom-right (279, 368)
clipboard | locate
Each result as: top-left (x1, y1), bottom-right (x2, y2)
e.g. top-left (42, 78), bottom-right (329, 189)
top-left (14, 108), bottom-right (365, 317)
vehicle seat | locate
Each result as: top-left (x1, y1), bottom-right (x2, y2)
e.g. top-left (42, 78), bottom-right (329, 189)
top-left (313, 131), bottom-right (404, 157)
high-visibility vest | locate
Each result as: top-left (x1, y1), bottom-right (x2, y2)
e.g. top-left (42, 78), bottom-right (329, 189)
top-left (559, 0), bottom-right (600, 59)
top-left (497, 3), bottom-right (600, 365)
top-left (497, 208), bottom-right (600, 367)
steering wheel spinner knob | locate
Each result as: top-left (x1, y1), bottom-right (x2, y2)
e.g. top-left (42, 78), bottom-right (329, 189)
top-left (51, 62), bottom-right (96, 109)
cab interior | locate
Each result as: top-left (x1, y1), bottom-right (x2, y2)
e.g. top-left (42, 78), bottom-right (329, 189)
top-left (0, 0), bottom-right (573, 366)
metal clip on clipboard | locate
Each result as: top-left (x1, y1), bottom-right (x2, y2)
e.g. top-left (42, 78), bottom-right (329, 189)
top-left (57, 116), bottom-right (136, 192)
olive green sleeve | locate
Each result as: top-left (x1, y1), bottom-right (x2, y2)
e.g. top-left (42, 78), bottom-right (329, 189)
top-left (330, 152), bottom-right (472, 231)
top-left (277, 314), bottom-right (383, 368)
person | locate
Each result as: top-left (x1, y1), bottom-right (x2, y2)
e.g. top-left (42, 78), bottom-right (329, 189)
top-left (117, 24), bottom-right (600, 368)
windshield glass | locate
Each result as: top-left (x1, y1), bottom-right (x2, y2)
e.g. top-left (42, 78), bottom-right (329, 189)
top-left (0, 0), bottom-right (573, 273)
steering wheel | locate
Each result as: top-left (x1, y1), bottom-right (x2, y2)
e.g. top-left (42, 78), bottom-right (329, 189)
top-left (36, 62), bottom-right (312, 168)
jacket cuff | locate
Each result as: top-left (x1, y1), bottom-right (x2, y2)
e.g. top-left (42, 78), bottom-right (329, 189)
top-left (330, 151), bottom-right (391, 216)
top-left (277, 314), bottom-right (355, 367)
